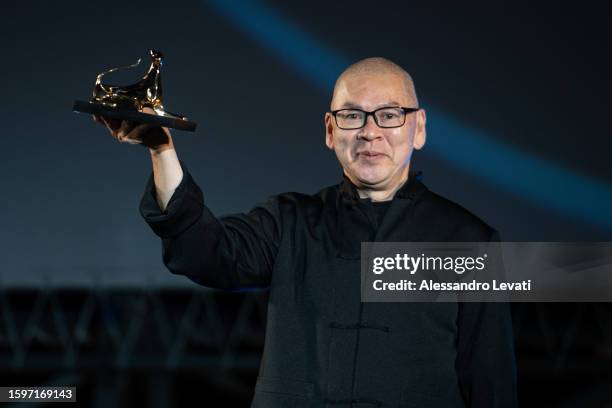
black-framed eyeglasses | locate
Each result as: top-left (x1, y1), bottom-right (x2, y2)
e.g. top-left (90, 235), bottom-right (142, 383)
top-left (330, 106), bottom-right (420, 130)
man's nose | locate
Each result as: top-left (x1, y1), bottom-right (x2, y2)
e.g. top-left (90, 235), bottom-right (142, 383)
top-left (358, 114), bottom-right (382, 140)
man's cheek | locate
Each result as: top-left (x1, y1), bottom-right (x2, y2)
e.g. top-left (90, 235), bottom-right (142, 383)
top-left (337, 141), bottom-right (352, 161)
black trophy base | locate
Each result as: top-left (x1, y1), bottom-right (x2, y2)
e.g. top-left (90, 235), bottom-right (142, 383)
top-left (73, 100), bottom-right (197, 132)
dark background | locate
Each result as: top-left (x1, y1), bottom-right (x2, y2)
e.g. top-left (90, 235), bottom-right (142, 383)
top-left (2, 1), bottom-right (611, 406)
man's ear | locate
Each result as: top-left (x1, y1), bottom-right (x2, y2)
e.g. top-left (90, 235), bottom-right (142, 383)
top-left (324, 112), bottom-right (335, 150)
top-left (413, 108), bottom-right (427, 150)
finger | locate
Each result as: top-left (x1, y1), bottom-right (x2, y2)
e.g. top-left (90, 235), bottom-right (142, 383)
top-left (123, 137), bottom-right (143, 145)
top-left (102, 117), bottom-right (122, 131)
top-left (99, 116), bottom-right (117, 132)
top-left (126, 122), bottom-right (168, 147)
top-left (125, 123), bottom-right (155, 141)
top-left (117, 120), bottom-right (136, 138)
top-left (92, 114), bottom-right (110, 130)
top-left (99, 117), bottom-right (116, 136)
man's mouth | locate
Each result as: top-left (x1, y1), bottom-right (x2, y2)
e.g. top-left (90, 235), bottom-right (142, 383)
top-left (357, 150), bottom-right (385, 160)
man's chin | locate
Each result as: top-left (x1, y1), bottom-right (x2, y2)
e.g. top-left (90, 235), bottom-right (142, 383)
top-left (352, 171), bottom-right (389, 188)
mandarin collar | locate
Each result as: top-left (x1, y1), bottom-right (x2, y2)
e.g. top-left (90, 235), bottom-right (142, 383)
top-left (339, 169), bottom-right (426, 203)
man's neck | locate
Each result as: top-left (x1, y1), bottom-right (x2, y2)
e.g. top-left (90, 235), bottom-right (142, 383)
top-left (348, 167), bottom-right (410, 202)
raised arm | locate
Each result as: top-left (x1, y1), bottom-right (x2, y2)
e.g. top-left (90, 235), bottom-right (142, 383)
top-left (94, 111), bottom-right (282, 290)
top-left (139, 160), bottom-right (282, 290)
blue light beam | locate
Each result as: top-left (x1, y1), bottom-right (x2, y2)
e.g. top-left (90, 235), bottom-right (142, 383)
top-left (204, 0), bottom-right (612, 230)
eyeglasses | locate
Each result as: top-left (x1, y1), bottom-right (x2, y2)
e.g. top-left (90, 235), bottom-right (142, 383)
top-left (330, 107), bottom-right (420, 130)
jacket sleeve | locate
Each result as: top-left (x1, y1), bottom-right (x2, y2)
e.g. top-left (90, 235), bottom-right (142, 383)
top-left (455, 230), bottom-right (518, 408)
top-left (139, 160), bottom-right (281, 290)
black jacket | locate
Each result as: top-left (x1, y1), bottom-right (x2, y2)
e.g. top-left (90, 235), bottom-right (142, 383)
top-left (140, 161), bottom-right (518, 408)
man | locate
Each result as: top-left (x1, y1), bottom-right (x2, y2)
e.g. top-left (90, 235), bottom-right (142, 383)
top-left (96, 57), bottom-right (517, 407)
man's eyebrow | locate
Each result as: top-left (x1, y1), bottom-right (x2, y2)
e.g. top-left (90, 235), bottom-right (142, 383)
top-left (338, 101), bottom-right (403, 110)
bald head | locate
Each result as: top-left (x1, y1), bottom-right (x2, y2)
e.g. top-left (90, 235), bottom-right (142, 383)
top-left (331, 57), bottom-right (418, 110)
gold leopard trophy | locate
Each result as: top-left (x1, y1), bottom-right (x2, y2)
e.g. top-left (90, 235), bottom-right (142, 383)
top-left (73, 49), bottom-right (196, 132)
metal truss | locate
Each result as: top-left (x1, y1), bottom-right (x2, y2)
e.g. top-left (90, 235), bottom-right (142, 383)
top-left (2, 288), bottom-right (612, 407)
top-left (0, 287), bottom-right (268, 370)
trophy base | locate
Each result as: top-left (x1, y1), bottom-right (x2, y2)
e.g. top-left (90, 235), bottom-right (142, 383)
top-left (72, 100), bottom-right (197, 132)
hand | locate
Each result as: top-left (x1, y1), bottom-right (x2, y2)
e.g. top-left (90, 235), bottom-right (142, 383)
top-left (93, 107), bottom-right (174, 153)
